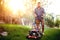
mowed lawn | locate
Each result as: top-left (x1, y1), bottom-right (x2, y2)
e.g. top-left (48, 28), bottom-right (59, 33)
top-left (0, 24), bottom-right (60, 40)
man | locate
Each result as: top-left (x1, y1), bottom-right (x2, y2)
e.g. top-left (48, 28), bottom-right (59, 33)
top-left (34, 2), bottom-right (45, 33)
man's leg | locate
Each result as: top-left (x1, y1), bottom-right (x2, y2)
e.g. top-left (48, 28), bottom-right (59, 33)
top-left (41, 19), bottom-right (44, 33)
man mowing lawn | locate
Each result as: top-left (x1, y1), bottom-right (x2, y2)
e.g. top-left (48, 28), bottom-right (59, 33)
top-left (26, 2), bottom-right (45, 40)
top-left (34, 2), bottom-right (45, 34)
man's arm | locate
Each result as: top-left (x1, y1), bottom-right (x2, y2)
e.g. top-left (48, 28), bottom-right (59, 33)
top-left (34, 13), bottom-right (37, 17)
top-left (33, 9), bottom-right (37, 17)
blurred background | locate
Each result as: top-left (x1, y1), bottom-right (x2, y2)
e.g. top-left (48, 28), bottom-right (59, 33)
top-left (0, 0), bottom-right (60, 28)
top-left (0, 0), bottom-right (60, 40)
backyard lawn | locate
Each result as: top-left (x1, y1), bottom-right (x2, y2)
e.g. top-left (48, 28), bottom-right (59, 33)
top-left (0, 24), bottom-right (60, 40)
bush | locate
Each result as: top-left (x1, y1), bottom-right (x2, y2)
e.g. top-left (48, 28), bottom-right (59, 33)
top-left (45, 18), bottom-right (54, 27)
top-left (55, 19), bottom-right (60, 28)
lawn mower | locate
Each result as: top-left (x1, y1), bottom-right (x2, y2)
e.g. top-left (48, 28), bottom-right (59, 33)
top-left (26, 30), bottom-right (43, 40)
top-left (26, 18), bottom-right (43, 40)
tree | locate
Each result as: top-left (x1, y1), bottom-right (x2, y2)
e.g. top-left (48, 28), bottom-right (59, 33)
top-left (55, 19), bottom-right (60, 28)
top-left (45, 13), bottom-right (54, 27)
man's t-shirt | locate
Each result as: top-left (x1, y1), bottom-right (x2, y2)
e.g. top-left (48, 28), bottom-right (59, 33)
top-left (34, 7), bottom-right (45, 19)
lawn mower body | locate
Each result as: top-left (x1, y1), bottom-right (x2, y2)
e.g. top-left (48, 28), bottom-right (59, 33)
top-left (26, 30), bottom-right (43, 40)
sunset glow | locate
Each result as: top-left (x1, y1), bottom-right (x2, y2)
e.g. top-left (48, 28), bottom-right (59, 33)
top-left (3, 0), bottom-right (60, 16)
top-left (4, 0), bottom-right (26, 14)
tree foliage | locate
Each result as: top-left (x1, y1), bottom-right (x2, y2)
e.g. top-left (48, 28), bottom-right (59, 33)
top-left (55, 19), bottom-right (60, 28)
top-left (45, 14), bottom-right (54, 27)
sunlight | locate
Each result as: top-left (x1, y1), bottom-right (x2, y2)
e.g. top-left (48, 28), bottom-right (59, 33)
top-left (4, 0), bottom-right (26, 14)
top-left (3, 0), bottom-right (60, 16)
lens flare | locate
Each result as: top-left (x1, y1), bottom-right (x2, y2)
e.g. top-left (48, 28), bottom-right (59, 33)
top-left (4, 0), bottom-right (26, 14)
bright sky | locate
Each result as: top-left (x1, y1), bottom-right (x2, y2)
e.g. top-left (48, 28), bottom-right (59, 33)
top-left (44, 0), bottom-right (60, 16)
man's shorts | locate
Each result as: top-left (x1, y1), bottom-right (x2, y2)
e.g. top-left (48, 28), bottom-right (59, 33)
top-left (35, 16), bottom-right (43, 22)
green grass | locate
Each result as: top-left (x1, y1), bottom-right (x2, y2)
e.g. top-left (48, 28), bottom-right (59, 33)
top-left (0, 24), bottom-right (60, 40)
top-left (41, 28), bottom-right (60, 40)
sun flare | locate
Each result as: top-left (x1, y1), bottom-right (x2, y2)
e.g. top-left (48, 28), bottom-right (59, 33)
top-left (4, 0), bottom-right (26, 14)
